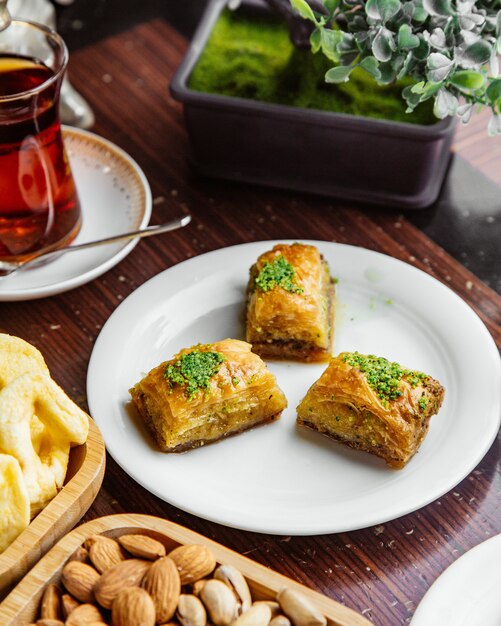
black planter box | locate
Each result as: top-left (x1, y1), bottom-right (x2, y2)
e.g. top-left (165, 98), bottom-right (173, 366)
top-left (170, 0), bottom-right (457, 209)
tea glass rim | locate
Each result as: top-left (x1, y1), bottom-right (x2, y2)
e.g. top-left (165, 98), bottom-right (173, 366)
top-left (0, 19), bottom-right (68, 103)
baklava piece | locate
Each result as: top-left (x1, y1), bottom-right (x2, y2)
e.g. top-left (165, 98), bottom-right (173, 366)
top-left (297, 352), bottom-right (444, 468)
top-left (246, 243), bottom-right (335, 362)
top-left (129, 339), bottom-right (287, 452)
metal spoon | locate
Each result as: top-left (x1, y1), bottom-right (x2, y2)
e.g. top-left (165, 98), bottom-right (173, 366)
top-left (0, 214), bottom-right (191, 278)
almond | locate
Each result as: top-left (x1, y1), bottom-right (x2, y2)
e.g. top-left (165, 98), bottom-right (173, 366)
top-left (118, 533), bottom-right (166, 560)
top-left (61, 561), bottom-right (100, 604)
top-left (94, 558), bottom-right (150, 609)
top-left (83, 534), bottom-right (102, 551)
top-left (40, 584), bottom-right (61, 620)
top-left (65, 604), bottom-right (103, 626)
top-left (61, 594), bottom-right (80, 619)
top-left (111, 587), bottom-right (155, 626)
top-left (89, 536), bottom-right (127, 573)
top-left (168, 544), bottom-right (216, 584)
top-left (142, 556), bottom-right (180, 623)
top-left (69, 546), bottom-right (89, 563)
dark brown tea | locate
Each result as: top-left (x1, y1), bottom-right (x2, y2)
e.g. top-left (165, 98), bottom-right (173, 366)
top-left (0, 54), bottom-right (81, 260)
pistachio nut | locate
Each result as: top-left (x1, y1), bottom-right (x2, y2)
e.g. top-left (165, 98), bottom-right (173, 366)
top-left (192, 579), bottom-right (208, 597)
top-left (277, 588), bottom-right (326, 626)
top-left (200, 579), bottom-right (239, 626)
top-left (252, 602), bottom-right (281, 617)
top-left (177, 594), bottom-right (208, 626)
top-left (214, 565), bottom-right (252, 614)
top-left (231, 602), bottom-right (271, 626)
top-left (270, 616), bottom-right (291, 626)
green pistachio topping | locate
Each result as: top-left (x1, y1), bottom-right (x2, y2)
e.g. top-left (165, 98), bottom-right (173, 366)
top-left (342, 352), bottom-right (427, 406)
top-left (165, 349), bottom-right (225, 400)
top-left (255, 255), bottom-right (303, 295)
top-left (232, 376), bottom-right (240, 386)
top-left (418, 396), bottom-right (428, 411)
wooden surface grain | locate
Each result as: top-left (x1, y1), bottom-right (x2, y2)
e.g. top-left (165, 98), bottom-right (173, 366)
top-left (0, 19), bottom-right (499, 626)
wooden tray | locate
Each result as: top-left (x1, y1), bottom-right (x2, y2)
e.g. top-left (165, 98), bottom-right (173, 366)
top-left (0, 513), bottom-right (370, 626)
top-left (0, 417), bottom-right (105, 599)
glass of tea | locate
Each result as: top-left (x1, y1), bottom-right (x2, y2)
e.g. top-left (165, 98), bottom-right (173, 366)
top-left (0, 20), bottom-right (81, 262)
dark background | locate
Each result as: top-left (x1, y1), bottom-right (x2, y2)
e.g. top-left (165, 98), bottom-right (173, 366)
top-left (53, 0), bottom-right (501, 293)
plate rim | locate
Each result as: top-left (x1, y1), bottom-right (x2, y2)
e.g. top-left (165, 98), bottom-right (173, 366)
top-left (0, 126), bottom-right (152, 301)
top-left (87, 239), bottom-right (501, 535)
top-left (410, 532), bottom-right (501, 625)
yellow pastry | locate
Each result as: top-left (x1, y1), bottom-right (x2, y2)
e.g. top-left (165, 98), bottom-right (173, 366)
top-left (0, 372), bottom-right (89, 517)
top-left (297, 352), bottom-right (444, 468)
top-left (246, 243), bottom-right (335, 362)
top-left (129, 338), bottom-right (287, 452)
top-left (0, 453), bottom-right (30, 553)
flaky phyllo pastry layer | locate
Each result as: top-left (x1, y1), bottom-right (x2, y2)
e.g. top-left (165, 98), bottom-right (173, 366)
top-left (297, 352), bottom-right (444, 468)
top-left (246, 243), bottom-right (335, 362)
top-left (129, 339), bottom-right (287, 452)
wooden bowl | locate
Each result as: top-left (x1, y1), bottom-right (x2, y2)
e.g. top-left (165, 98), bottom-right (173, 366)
top-left (0, 417), bottom-right (105, 598)
top-left (0, 513), bottom-right (370, 626)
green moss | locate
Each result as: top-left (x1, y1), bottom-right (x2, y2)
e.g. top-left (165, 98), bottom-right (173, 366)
top-left (189, 9), bottom-right (436, 125)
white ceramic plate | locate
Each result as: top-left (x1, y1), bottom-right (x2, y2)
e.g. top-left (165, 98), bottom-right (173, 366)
top-left (411, 534), bottom-right (501, 625)
top-left (87, 240), bottom-right (501, 535)
top-left (0, 127), bottom-right (151, 301)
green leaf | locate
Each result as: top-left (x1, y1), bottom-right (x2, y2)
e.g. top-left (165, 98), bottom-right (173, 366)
top-left (398, 24), bottom-right (420, 49)
top-left (487, 79), bottom-right (501, 104)
top-left (323, 0), bottom-right (339, 14)
top-left (427, 52), bottom-right (453, 82)
top-left (488, 114), bottom-right (501, 135)
top-left (462, 40), bottom-right (492, 65)
top-left (450, 70), bottom-right (485, 91)
top-left (377, 61), bottom-right (399, 83)
top-left (412, 5), bottom-right (428, 22)
top-left (320, 28), bottom-right (344, 62)
top-left (366, 0), bottom-right (401, 22)
top-left (372, 28), bottom-right (396, 61)
top-left (360, 56), bottom-right (382, 79)
top-left (325, 65), bottom-right (354, 83)
top-left (396, 51), bottom-right (414, 79)
top-left (422, 0), bottom-right (453, 16)
top-left (413, 38), bottom-right (430, 61)
top-left (402, 85), bottom-right (422, 109)
top-left (434, 89), bottom-right (458, 118)
top-left (310, 28), bottom-right (321, 53)
top-left (290, 0), bottom-right (316, 22)
top-left (411, 81), bottom-right (426, 94)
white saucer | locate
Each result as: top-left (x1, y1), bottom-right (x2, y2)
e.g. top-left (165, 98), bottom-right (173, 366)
top-left (0, 127), bottom-right (152, 301)
top-left (411, 534), bottom-right (501, 625)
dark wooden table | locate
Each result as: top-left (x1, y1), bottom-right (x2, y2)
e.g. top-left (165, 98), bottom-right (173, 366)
top-left (1, 17), bottom-right (500, 626)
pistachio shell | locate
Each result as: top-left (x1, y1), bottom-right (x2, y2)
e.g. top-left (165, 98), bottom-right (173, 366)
top-left (231, 602), bottom-right (271, 626)
top-left (277, 589), bottom-right (326, 626)
top-left (252, 602), bottom-right (280, 618)
top-left (270, 616), bottom-right (291, 626)
top-left (214, 565), bottom-right (252, 614)
top-left (177, 594), bottom-right (208, 626)
top-left (200, 579), bottom-right (239, 626)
